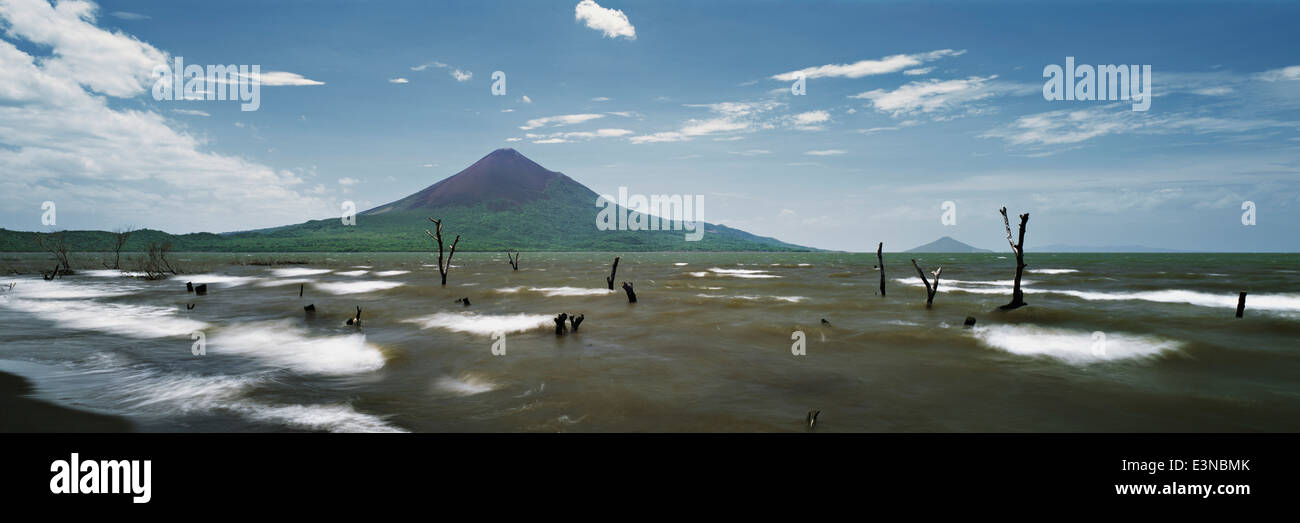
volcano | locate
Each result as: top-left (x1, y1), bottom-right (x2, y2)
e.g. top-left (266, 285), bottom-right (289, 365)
top-left (208, 148), bottom-right (813, 252)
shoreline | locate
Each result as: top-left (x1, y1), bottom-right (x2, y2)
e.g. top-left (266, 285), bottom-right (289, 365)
top-left (0, 371), bottom-right (134, 433)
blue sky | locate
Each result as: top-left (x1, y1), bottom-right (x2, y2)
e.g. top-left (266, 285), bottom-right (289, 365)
top-left (1, 0), bottom-right (1298, 251)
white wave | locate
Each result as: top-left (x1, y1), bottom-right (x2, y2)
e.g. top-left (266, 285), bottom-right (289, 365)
top-left (270, 268), bottom-right (332, 277)
top-left (374, 270), bottom-right (410, 277)
top-left (435, 374), bottom-right (498, 396)
top-left (2, 298), bottom-right (208, 338)
top-left (528, 286), bottom-right (614, 297)
top-left (972, 324), bottom-right (1181, 364)
top-left (6, 278), bottom-right (137, 299)
top-left (709, 267), bottom-right (771, 275)
top-left (493, 286), bottom-right (522, 294)
top-left (171, 274), bottom-right (259, 287)
top-left (110, 367), bottom-right (403, 432)
top-left (1028, 268), bottom-right (1078, 274)
top-left (238, 403), bottom-right (405, 433)
top-left (314, 280), bottom-right (405, 295)
top-left (696, 293), bottom-right (805, 303)
top-left (673, 262), bottom-right (689, 266)
top-left (210, 320), bottom-right (385, 375)
top-left (689, 271), bottom-right (709, 277)
top-left (897, 276), bottom-right (1300, 313)
top-left (403, 312), bottom-right (552, 335)
top-left (255, 278), bottom-right (313, 288)
top-left (79, 269), bottom-right (149, 278)
top-left (336, 270), bottom-right (369, 277)
top-left (351, 265), bottom-right (372, 269)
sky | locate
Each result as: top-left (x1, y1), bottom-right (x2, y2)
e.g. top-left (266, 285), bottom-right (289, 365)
top-left (1, 0), bottom-right (1298, 252)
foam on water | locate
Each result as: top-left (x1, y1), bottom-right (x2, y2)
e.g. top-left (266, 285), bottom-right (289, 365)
top-left (336, 270), bottom-right (369, 277)
top-left (314, 280), bottom-right (405, 295)
top-left (527, 286), bottom-right (615, 297)
top-left (270, 268), bottom-right (332, 277)
top-left (374, 270), bottom-right (410, 277)
top-left (972, 324), bottom-right (1182, 364)
top-left (895, 277), bottom-right (1300, 313)
top-left (210, 320), bottom-right (385, 375)
top-left (255, 278), bottom-right (313, 288)
top-left (403, 312), bottom-right (553, 335)
top-left (1029, 269), bottom-right (1078, 274)
top-left (696, 293), bottom-right (805, 303)
top-left (171, 274), bottom-right (259, 287)
top-left (3, 298), bottom-right (208, 338)
top-left (673, 262), bottom-right (689, 266)
top-left (435, 373), bottom-right (498, 396)
top-left (5, 278), bottom-right (137, 299)
top-left (80, 269), bottom-right (149, 278)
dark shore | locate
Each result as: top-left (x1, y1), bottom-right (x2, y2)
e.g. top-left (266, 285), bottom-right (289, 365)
top-left (0, 371), bottom-right (133, 432)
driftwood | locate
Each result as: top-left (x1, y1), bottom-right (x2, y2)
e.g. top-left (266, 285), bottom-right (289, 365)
top-left (554, 313), bottom-right (568, 336)
top-left (186, 303), bottom-right (195, 310)
top-left (806, 410), bottom-right (820, 429)
top-left (194, 284), bottom-right (208, 296)
top-left (876, 242), bottom-right (886, 296)
top-left (346, 306), bottom-right (362, 327)
top-left (821, 318), bottom-right (830, 326)
top-left (456, 297), bottom-right (471, 307)
top-left (963, 316), bottom-right (977, 328)
top-left (606, 256), bottom-right (620, 290)
top-left (186, 281), bottom-right (194, 293)
top-left (425, 218), bottom-right (460, 286)
top-left (1236, 292), bottom-right (1247, 318)
top-left (506, 251), bottom-right (519, 270)
top-left (911, 259), bottom-right (941, 308)
top-left (569, 314), bottom-right (584, 332)
top-left (621, 281), bottom-right (637, 303)
top-left (304, 304), bottom-right (316, 314)
top-left (998, 207), bottom-right (1029, 310)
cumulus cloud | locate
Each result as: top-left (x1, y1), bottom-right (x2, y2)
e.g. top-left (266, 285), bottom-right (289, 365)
top-left (771, 49), bottom-right (964, 81)
top-left (574, 0), bottom-right (635, 40)
top-left (629, 100), bottom-right (785, 144)
top-left (450, 69), bottom-right (471, 82)
top-left (0, 0), bottom-right (334, 233)
top-left (851, 75), bottom-right (1002, 117)
top-left (389, 77), bottom-right (409, 84)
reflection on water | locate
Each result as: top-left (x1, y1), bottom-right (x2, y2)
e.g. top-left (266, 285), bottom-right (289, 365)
top-left (1, 251), bottom-right (1299, 432)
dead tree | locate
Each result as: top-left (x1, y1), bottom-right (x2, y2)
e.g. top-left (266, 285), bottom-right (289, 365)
top-left (605, 256), bottom-right (620, 290)
top-left (35, 232), bottom-right (71, 278)
top-left (554, 313), bottom-right (568, 336)
top-left (346, 306), bottom-right (362, 327)
top-left (569, 314), bottom-right (584, 332)
top-left (998, 207), bottom-right (1029, 310)
top-left (876, 242), bottom-right (886, 297)
top-left (505, 250), bottom-right (519, 270)
top-left (425, 218), bottom-right (460, 286)
top-left (910, 258), bottom-right (941, 308)
top-left (622, 281), bottom-right (637, 303)
top-left (139, 241), bottom-right (177, 280)
top-left (111, 228), bottom-right (133, 269)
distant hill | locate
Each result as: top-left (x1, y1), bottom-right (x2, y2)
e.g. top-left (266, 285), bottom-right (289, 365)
top-left (0, 149), bottom-right (814, 253)
top-left (904, 236), bottom-right (993, 253)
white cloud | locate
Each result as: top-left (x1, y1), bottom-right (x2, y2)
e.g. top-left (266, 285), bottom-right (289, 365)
top-left (806, 149), bottom-right (847, 156)
top-left (574, 0), bottom-right (636, 40)
top-left (521, 95), bottom-right (532, 103)
top-left (109, 11), bottom-right (148, 20)
top-left (389, 77), bottom-right (409, 84)
top-left (450, 69), bottom-right (471, 82)
top-left (903, 67), bottom-right (933, 76)
top-left (630, 100), bottom-right (785, 144)
top-left (1256, 65), bottom-right (1300, 82)
top-left (410, 60), bottom-right (447, 71)
top-left (171, 108), bottom-right (210, 117)
top-left (851, 75), bottom-right (1001, 117)
top-left (980, 106), bottom-right (1298, 147)
top-left (519, 113), bottom-right (604, 130)
top-left (591, 96), bottom-right (611, 102)
top-left (771, 49), bottom-right (964, 81)
top-left (730, 149), bottom-right (771, 156)
top-left (338, 177), bottom-right (359, 186)
top-left (0, 0), bottom-right (333, 233)
top-left (252, 71), bottom-right (324, 86)
top-left (1191, 86), bottom-right (1232, 96)
top-left (525, 128), bottom-right (633, 144)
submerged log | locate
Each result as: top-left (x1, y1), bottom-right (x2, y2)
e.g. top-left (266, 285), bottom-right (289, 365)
top-left (194, 284), bottom-right (208, 296)
top-left (606, 256), bottom-right (620, 290)
top-left (821, 318), bottom-right (830, 326)
top-left (304, 304), bottom-right (316, 314)
top-left (964, 316), bottom-right (977, 328)
top-left (186, 281), bottom-right (194, 293)
top-left (911, 259), bottom-right (941, 308)
top-left (554, 313), bottom-right (568, 336)
top-left (186, 303), bottom-right (195, 310)
top-left (346, 306), bottom-right (361, 327)
top-left (456, 297), bottom-right (471, 306)
top-left (806, 410), bottom-right (820, 429)
top-left (998, 207), bottom-right (1029, 310)
top-left (569, 313), bottom-right (584, 332)
top-left (299, 283), bottom-right (304, 297)
top-left (621, 281), bottom-right (637, 303)
top-left (1236, 291), bottom-right (1247, 318)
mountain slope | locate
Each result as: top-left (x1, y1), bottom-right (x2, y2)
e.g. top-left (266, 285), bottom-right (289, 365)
top-left (905, 236), bottom-right (993, 253)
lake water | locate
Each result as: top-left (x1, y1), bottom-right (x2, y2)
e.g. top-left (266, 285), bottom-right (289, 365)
top-left (1, 251), bottom-right (1298, 432)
